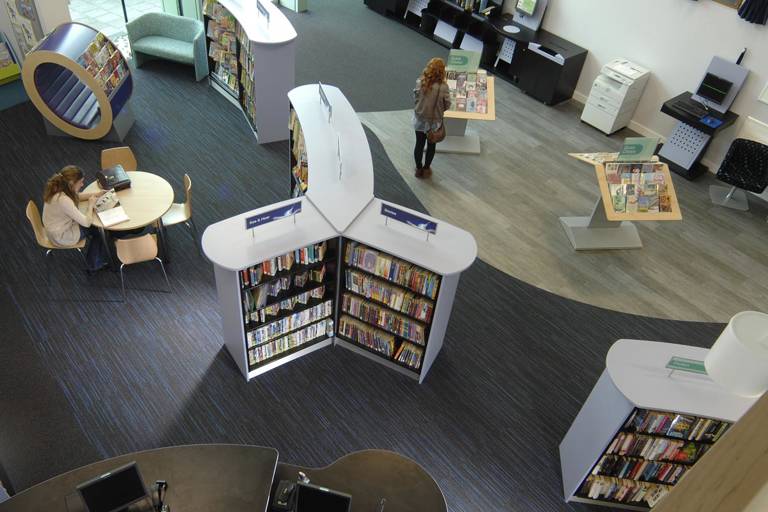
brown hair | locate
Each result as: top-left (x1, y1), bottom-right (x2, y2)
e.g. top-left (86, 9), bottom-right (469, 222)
top-left (420, 57), bottom-right (446, 93)
top-left (43, 165), bottom-right (84, 204)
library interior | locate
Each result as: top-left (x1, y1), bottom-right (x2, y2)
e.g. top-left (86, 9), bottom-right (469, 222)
top-left (2, 0), bottom-right (768, 511)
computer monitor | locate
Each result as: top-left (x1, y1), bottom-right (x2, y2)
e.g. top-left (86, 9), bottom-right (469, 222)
top-left (77, 462), bottom-right (149, 512)
top-left (696, 73), bottom-right (733, 105)
top-left (293, 482), bottom-right (352, 512)
top-left (516, 0), bottom-right (538, 16)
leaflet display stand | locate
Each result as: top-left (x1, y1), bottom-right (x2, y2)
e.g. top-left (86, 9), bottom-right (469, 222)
top-left (438, 76), bottom-right (496, 155)
top-left (560, 161), bottom-right (681, 251)
top-left (21, 22), bottom-right (133, 141)
top-left (203, 84), bottom-right (477, 382)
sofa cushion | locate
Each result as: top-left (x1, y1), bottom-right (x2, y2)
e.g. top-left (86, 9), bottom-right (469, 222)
top-left (132, 36), bottom-right (195, 65)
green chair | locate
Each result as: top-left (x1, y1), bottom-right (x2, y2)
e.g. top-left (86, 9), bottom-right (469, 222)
top-left (126, 12), bottom-right (208, 81)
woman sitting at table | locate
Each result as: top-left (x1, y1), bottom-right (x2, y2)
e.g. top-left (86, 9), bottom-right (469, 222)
top-left (42, 165), bottom-right (108, 272)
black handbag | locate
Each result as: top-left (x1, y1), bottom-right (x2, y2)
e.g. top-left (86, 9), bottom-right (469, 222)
top-left (96, 164), bottom-right (131, 191)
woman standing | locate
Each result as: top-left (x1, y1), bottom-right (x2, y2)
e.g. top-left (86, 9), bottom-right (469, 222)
top-left (42, 165), bottom-right (107, 272)
top-left (413, 57), bottom-right (451, 178)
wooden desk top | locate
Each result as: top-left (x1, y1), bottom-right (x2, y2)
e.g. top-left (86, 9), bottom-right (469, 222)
top-left (445, 76), bottom-right (495, 121)
top-left (0, 444), bottom-right (278, 512)
top-left (83, 171), bottom-right (174, 231)
top-left (275, 450), bottom-right (447, 512)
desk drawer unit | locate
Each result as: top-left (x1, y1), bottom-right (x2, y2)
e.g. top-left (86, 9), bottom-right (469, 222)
top-left (581, 58), bottom-right (650, 135)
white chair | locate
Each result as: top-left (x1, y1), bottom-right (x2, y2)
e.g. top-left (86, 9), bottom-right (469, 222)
top-left (114, 233), bottom-right (171, 302)
top-left (26, 200), bottom-right (87, 281)
top-left (161, 174), bottom-right (200, 253)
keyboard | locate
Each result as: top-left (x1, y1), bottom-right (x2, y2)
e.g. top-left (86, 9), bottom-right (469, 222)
top-left (674, 99), bottom-right (708, 119)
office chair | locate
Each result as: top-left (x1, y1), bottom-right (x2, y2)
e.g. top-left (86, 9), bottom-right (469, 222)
top-left (160, 174), bottom-right (200, 254)
top-left (101, 146), bottom-right (138, 171)
top-left (709, 138), bottom-right (768, 211)
top-left (114, 233), bottom-right (171, 302)
top-left (26, 200), bottom-right (87, 282)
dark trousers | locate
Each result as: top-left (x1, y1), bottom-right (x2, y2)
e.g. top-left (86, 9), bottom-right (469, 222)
top-left (80, 225), bottom-right (108, 271)
top-left (414, 131), bottom-right (436, 169)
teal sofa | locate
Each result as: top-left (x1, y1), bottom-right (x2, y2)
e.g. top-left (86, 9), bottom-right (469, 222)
top-left (126, 13), bottom-right (208, 82)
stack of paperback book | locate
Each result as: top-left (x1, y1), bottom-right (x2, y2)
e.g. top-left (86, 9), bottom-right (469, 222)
top-left (345, 269), bottom-right (434, 322)
top-left (247, 300), bottom-right (333, 348)
top-left (248, 318), bottom-right (333, 366)
top-left (394, 341), bottom-right (423, 370)
top-left (338, 315), bottom-right (395, 357)
top-left (624, 410), bottom-right (730, 442)
top-left (239, 241), bottom-right (327, 287)
top-left (246, 286), bottom-right (326, 325)
top-left (342, 293), bottom-right (426, 345)
top-left (579, 475), bottom-right (669, 507)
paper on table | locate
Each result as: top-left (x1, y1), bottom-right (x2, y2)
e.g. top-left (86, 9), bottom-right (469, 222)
top-left (97, 205), bottom-right (129, 227)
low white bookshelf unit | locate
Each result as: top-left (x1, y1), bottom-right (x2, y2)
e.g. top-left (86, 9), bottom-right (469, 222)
top-left (559, 339), bottom-right (758, 511)
top-left (203, 84), bottom-right (477, 382)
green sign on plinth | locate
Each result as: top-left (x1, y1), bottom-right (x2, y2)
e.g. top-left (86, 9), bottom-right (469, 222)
top-left (666, 357), bottom-right (707, 375)
top-left (447, 50), bottom-right (480, 73)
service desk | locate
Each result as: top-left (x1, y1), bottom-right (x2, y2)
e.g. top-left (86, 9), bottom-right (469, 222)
top-left (0, 446), bottom-right (446, 512)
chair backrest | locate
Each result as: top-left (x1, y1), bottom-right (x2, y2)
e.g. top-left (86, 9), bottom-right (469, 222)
top-left (115, 234), bottom-right (159, 265)
top-left (717, 138), bottom-right (768, 194)
top-left (101, 147), bottom-right (137, 172)
top-left (183, 173), bottom-right (192, 218)
top-left (25, 200), bottom-right (52, 248)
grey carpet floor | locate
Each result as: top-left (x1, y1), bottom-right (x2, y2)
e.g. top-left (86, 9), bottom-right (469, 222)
top-left (0, 59), bottom-right (724, 512)
top-left (282, 0), bottom-right (445, 112)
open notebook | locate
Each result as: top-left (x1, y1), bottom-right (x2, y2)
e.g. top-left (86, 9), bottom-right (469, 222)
top-left (94, 190), bottom-right (129, 227)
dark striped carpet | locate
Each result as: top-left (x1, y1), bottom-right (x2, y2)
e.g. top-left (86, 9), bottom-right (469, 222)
top-left (0, 65), bottom-right (723, 512)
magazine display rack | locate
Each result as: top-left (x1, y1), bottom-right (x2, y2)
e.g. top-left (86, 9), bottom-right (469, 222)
top-left (439, 74), bottom-right (496, 155)
top-left (22, 22), bottom-right (133, 141)
top-left (203, 84), bottom-right (477, 382)
top-left (559, 339), bottom-right (758, 511)
top-left (203, 0), bottom-right (296, 143)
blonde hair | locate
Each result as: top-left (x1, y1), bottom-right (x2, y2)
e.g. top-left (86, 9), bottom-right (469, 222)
top-left (44, 165), bottom-right (83, 204)
top-left (420, 57), bottom-right (446, 93)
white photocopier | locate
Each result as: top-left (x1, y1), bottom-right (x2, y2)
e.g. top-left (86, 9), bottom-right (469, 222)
top-left (581, 59), bottom-right (650, 135)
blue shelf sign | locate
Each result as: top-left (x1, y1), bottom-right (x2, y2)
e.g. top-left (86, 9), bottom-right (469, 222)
top-left (380, 204), bottom-right (437, 234)
top-left (246, 200), bottom-right (302, 230)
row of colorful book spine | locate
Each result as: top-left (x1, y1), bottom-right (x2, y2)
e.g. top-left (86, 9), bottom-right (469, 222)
top-left (338, 314), bottom-right (394, 358)
top-left (239, 241), bottom-right (327, 288)
top-left (246, 286), bottom-right (326, 325)
top-left (345, 269), bottom-right (434, 322)
top-left (341, 293), bottom-right (425, 345)
top-left (242, 265), bottom-right (326, 312)
top-left (606, 432), bottom-right (709, 464)
top-left (579, 475), bottom-right (669, 507)
top-left (248, 318), bottom-right (333, 367)
top-left (592, 454), bottom-right (687, 485)
top-left (344, 241), bottom-right (440, 299)
top-left (248, 300), bottom-right (333, 348)
top-left (624, 409), bottom-right (730, 442)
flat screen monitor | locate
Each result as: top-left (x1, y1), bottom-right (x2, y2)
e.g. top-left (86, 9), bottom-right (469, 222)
top-left (293, 482), bottom-right (352, 512)
top-left (516, 0), bottom-right (537, 16)
top-left (77, 462), bottom-right (148, 512)
top-left (696, 73), bottom-right (733, 105)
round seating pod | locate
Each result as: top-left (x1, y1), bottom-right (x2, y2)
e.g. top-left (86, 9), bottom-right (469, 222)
top-left (22, 22), bottom-right (133, 140)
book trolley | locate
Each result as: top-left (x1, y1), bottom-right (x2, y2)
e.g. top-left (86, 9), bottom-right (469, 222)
top-left (203, 85), bottom-right (477, 382)
top-left (203, 0), bottom-right (296, 143)
top-left (559, 339), bottom-right (759, 510)
top-left (21, 22), bottom-right (133, 141)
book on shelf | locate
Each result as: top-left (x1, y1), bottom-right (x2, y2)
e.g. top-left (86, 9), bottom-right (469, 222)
top-left (591, 454), bottom-right (687, 485)
top-left (344, 241), bottom-right (440, 300)
top-left (248, 300), bottom-right (333, 348)
top-left (242, 266), bottom-right (326, 312)
top-left (345, 269), bottom-right (434, 322)
top-left (341, 293), bottom-right (426, 345)
top-left (248, 318), bottom-right (333, 367)
top-left (605, 432), bottom-right (710, 464)
top-left (579, 475), bottom-right (670, 507)
top-left (239, 241), bottom-right (327, 287)
top-left (245, 285), bottom-right (327, 325)
top-left (338, 314), bottom-right (395, 358)
top-left (623, 409), bottom-right (730, 442)
top-left (394, 341), bottom-right (423, 370)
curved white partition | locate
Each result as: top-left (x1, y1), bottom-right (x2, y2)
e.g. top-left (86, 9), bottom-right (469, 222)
top-left (206, 0), bottom-right (296, 143)
top-left (289, 84), bottom-right (375, 232)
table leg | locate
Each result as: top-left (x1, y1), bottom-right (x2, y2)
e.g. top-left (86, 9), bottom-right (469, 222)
top-left (98, 227), bottom-right (116, 270)
top-left (156, 219), bottom-right (171, 264)
top-left (559, 197), bottom-right (643, 250)
top-left (436, 117), bottom-right (481, 154)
